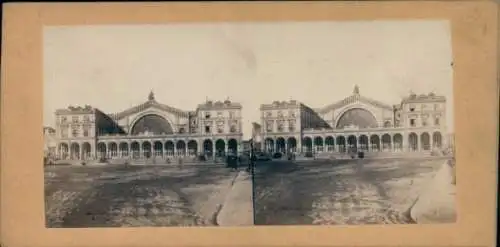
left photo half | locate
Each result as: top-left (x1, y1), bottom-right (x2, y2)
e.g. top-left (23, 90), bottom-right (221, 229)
top-left (43, 25), bottom-right (254, 228)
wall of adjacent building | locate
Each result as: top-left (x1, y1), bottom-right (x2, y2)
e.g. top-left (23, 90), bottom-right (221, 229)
top-left (196, 105), bottom-right (242, 136)
top-left (55, 110), bottom-right (96, 140)
top-left (399, 98), bottom-right (446, 131)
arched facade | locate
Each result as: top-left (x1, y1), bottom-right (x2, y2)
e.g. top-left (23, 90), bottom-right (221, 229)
top-left (260, 86), bottom-right (449, 156)
top-left (54, 93), bottom-right (243, 161)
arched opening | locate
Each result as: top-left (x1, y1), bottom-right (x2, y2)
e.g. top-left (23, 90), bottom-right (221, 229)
top-left (70, 143), bottom-right (80, 160)
top-left (325, 136), bottom-right (334, 152)
top-left (409, 133), bottom-right (418, 151)
top-left (382, 134), bottom-right (392, 151)
top-left (153, 141), bottom-right (163, 157)
top-left (433, 132), bottom-right (442, 149)
top-left (336, 136), bottom-right (346, 152)
top-left (302, 137), bottom-right (312, 152)
top-left (59, 143), bottom-right (69, 160)
top-left (347, 135), bottom-right (357, 152)
top-left (359, 135), bottom-right (369, 151)
top-left (287, 137), bottom-right (297, 153)
top-left (142, 141), bottom-right (152, 158)
top-left (119, 142), bottom-right (128, 157)
top-left (336, 108), bottom-right (378, 129)
top-left (276, 137), bottom-right (286, 153)
top-left (265, 138), bottom-right (274, 153)
top-left (82, 142), bottom-right (91, 160)
top-left (131, 141), bottom-right (140, 159)
top-left (188, 140), bottom-right (197, 156)
top-left (109, 142), bottom-right (118, 158)
top-left (165, 141), bottom-right (175, 156)
top-left (393, 134), bottom-right (403, 152)
top-left (215, 139), bottom-right (226, 156)
top-left (176, 140), bottom-right (186, 156)
top-left (370, 135), bottom-right (380, 152)
top-left (228, 139), bottom-right (238, 154)
top-left (314, 136), bottom-right (324, 152)
top-left (97, 142), bottom-right (106, 159)
top-left (203, 139), bottom-right (213, 156)
top-left (130, 114), bottom-right (174, 135)
top-left (420, 132), bottom-right (431, 151)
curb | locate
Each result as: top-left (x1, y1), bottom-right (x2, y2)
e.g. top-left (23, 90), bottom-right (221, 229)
top-left (215, 171), bottom-right (253, 226)
top-left (210, 171), bottom-right (241, 226)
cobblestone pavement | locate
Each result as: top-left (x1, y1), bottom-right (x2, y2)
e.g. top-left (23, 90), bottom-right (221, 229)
top-left (44, 164), bottom-right (239, 227)
top-left (253, 158), bottom-right (445, 225)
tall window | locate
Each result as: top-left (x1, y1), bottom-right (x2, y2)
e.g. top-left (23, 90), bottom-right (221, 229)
top-left (205, 126), bottom-right (211, 133)
top-left (72, 128), bottom-right (79, 137)
top-left (230, 125), bottom-right (237, 133)
top-left (83, 125), bottom-right (90, 137)
top-left (421, 114), bottom-right (429, 127)
top-left (266, 120), bottom-right (273, 132)
top-left (288, 120), bottom-right (295, 132)
top-left (229, 111), bottom-right (235, 119)
top-left (61, 128), bottom-right (68, 138)
top-left (61, 116), bottom-right (68, 124)
top-left (83, 115), bottom-right (90, 123)
top-left (434, 117), bottom-right (440, 126)
top-left (217, 121), bottom-right (224, 133)
top-left (205, 112), bottom-right (211, 119)
top-left (72, 116), bottom-right (79, 123)
top-left (277, 120), bottom-right (285, 132)
top-left (410, 119), bottom-right (416, 127)
top-left (179, 128), bottom-right (185, 134)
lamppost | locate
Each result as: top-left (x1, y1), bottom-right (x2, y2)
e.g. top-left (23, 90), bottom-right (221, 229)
top-left (248, 138), bottom-right (256, 173)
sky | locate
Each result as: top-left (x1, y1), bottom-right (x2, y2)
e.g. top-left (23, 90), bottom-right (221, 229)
top-left (44, 21), bottom-right (454, 139)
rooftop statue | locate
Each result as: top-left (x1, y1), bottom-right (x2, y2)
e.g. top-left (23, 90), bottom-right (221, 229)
top-left (353, 85), bottom-right (360, 95)
top-left (148, 90), bottom-right (155, 101)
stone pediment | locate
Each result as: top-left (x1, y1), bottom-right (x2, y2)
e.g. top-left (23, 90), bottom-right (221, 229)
top-left (110, 100), bottom-right (188, 120)
top-left (318, 86), bottom-right (393, 114)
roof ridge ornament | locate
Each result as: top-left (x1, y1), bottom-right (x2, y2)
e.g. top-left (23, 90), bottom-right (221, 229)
top-left (148, 90), bottom-right (155, 101)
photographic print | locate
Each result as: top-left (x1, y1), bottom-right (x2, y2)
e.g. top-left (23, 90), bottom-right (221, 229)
top-left (43, 21), bottom-right (455, 228)
top-left (250, 21), bottom-right (456, 226)
top-left (43, 24), bottom-right (255, 228)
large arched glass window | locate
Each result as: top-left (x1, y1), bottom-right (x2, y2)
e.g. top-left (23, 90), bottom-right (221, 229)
top-left (130, 114), bottom-right (174, 135)
top-left (336, 108), bottom-right (378, 129)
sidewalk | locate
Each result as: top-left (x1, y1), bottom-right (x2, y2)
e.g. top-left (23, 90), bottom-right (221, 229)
top-left (216, 171), bottom-right (254, 226)
top-left (409, 160), bottom-right (456, 223)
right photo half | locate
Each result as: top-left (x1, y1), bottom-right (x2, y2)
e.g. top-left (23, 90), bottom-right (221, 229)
top-left (250, 20), bottom-right (455, 226)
